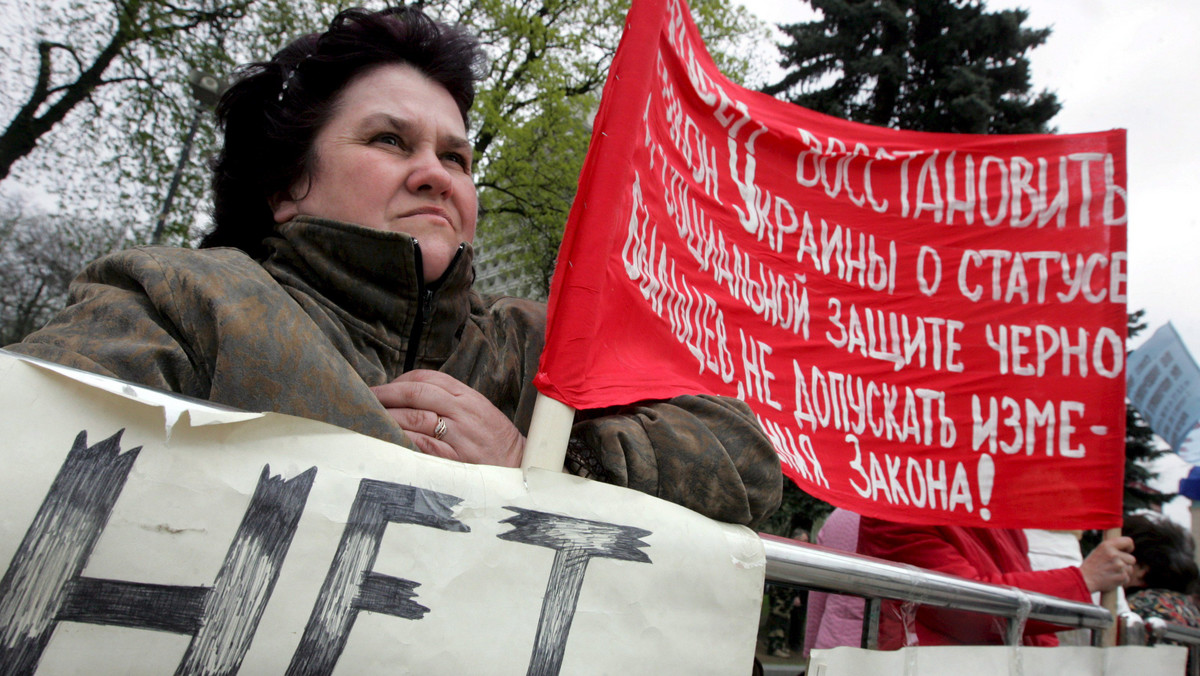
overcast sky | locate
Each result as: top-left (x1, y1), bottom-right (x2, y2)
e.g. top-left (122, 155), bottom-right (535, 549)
top-left (740, 0), bottom-right (1200, 356)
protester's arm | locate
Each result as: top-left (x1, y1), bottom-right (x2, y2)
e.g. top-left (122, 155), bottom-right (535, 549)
top-left (566, 394), bottom-right (783, 529)
top-left (11, 247), bottom-right (412, 447)
top-left (860, 517), bottom-right (1093, 644)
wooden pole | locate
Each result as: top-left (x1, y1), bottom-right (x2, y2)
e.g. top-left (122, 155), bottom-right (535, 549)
top-left (1192, 501), bottom-right (1200, 565)
top-left (1099, 527), bottom-right (1122, 647)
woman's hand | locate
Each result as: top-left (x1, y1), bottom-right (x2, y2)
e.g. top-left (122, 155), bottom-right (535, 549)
top-left (1079, 535), bottom-right (1136, 593)
top-left (370, 369), bottom-right (525, 468)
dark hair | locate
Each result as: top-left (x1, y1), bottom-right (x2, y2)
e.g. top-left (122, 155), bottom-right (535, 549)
top-left (202, 6), bottom-right (486, 258)
top-left (1124, 513), bottom-right (1199, 593)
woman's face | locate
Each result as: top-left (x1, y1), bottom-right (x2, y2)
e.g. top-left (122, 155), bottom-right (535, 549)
top-left (273, 63), bottom-right (477, 283)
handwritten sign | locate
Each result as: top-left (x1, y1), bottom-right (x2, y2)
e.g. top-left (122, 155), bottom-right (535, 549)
top-left (535, 0), bottom-right (1127, 529)
top-left (0, 352), bottom-right (764, 674)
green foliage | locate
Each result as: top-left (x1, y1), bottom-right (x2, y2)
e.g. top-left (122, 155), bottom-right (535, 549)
top-left (0, 0), bottom-right (262, 244)
top-left (456, 0), bottom-right (628, 297)
top-left (765, 0), bottom-right (1060, 134)
top-left (1124, 405), bottom-right (1172, 512)
top-left (0, 0), bottom-right (766, 290)
top-left (463, 0), bottom-right (767, 297)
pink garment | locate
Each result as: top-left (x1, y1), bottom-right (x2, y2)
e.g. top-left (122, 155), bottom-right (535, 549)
top-left (804, 509), bottom-right (865, 656)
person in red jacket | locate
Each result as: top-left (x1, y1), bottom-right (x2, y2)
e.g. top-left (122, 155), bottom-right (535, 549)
top-left (858, 517), bottom-right (1135, 648)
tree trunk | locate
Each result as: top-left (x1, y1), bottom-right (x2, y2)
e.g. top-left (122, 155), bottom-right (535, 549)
top-left (0, 33), bottom-right (128, 182)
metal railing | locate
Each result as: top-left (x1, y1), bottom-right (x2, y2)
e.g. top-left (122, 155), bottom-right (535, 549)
top-left (761, 532), bottom-right (1200, 672)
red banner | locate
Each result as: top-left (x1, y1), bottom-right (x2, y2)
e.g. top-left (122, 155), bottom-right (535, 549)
top-left (534, 0), bottom-right (1127, 529)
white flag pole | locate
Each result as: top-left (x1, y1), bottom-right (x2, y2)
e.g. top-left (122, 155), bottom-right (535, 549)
top-left (521, 392), bottom-right (576, 472)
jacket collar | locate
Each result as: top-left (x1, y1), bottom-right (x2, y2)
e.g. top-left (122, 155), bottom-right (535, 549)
top-left (260, 216), bottom-right (475, 374)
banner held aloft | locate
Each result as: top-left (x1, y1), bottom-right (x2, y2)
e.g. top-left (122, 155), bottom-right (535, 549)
top-left (535, 0), bottom-right (1126, 529)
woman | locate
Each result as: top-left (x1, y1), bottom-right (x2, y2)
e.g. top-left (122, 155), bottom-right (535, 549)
top-left (8, 7), bottom-right (781, 527)
top-left (1124, 513), bottom-right (1200, 628)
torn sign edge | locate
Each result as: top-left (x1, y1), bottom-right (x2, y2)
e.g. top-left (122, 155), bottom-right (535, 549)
top-left (0, 349), bottom-right (769, 572)
top-left (0, 349), bottom-right (264, 439)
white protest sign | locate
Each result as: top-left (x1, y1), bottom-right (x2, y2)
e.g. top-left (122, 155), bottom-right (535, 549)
top-left (0, 352), bottom-right (764, 674)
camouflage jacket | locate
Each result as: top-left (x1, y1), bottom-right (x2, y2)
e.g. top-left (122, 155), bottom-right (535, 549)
top-left (10, 216), bottom-right (781, 527)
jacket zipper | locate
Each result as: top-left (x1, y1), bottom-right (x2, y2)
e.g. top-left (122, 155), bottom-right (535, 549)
top-left (404, 240), bottom-right (429, 373)
top-left (403, 240), bottom-right (465, 373)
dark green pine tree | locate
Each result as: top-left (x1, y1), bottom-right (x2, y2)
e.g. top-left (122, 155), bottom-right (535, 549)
top-left (763, 0), bottom-right (1060, 134)
top-left (1123, 310), bottom-right (1174, 513)
top-left (1124, 405), bottom-right (1172, 512)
